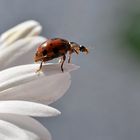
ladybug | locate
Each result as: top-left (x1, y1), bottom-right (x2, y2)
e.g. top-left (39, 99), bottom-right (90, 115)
top-left (34, 38), bottom-right (88, 72)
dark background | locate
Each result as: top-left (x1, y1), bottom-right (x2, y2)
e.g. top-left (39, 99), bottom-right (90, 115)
top-left (0, 0), bottom-right (140, 140)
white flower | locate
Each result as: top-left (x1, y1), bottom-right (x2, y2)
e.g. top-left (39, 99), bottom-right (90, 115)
top-left (0, 101), bottom-right (54, 140)
top-left (0, 20), bottom-right (46, 70)
top-left (0, 20), bottom-right (79, 139)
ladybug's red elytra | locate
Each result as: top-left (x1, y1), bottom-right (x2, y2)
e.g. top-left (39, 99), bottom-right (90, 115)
top-left (34, 38), bottom-right (89, 72)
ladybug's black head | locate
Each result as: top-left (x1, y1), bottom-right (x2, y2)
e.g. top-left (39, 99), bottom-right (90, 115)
top-left (79, 45), bottom-right (89, 54)
top-left (70, 42), bottom-right (88, 54)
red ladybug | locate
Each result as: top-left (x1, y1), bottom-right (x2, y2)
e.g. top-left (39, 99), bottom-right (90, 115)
top-left (34, 38), bottom-right (88, 72)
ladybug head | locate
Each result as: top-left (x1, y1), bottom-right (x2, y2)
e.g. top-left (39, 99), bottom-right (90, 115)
top-left (70, 42), bottom-right (88, 54)
top-left (79, 45), bottom-right (89, 54)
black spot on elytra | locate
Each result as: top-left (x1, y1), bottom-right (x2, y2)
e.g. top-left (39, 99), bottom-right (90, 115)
top-left (53, 47), bottom-right (59, 54)
top-left (42, 49), bottom-right (47, 56)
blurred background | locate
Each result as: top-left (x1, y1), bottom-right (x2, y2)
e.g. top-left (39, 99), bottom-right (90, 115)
top-left (0, 0), bottom-right (140, 140)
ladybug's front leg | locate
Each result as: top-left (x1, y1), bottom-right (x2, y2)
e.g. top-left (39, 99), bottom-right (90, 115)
top-left (58, 57), bottom-right (63, 63)
top-left (68, 51), bottom-right (72, 63)
top-left (60, 55), bottom-right (66, 72)
top-left (36, 61), bottom-right (43, 73)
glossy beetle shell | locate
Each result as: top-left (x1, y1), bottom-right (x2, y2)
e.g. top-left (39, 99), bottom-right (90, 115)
top-left (34, 38), bottom-right (70, 62)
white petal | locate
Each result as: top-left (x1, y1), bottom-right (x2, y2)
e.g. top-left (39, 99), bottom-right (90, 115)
top-left (0, 63), bottom-right (77, 91)
top-left (0, 101), bottom-right (60, 117)
top-left (0, 36), bottom-right (46, 69)
top-left (0, 20), bottom-right (41, 46)
top-left (26, 26), bottom-right (42, 37)
top-left (0, 120), bottom-right (39, 140)
top-left (0, 63), bottom-right (79, 104)
top-left (0, 114), bottom-right (51, 140)
top-left (0, 20), bottom-right (40, 41)
top-left (0, 72), bottom-right (71, 104)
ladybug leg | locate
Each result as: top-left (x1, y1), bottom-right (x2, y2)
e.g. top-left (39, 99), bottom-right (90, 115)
top-left (68, 51), bottom-right (72, 63)
top-left (58, 57), bottom-right (63, 63)
top-left (61, 55), bottom-right (66, 72)
top-left (36, 61), bottom-right (43, 73)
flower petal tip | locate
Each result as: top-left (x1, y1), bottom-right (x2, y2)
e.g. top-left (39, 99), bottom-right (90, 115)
top-left (41, 63), bottom-right (80, 74)
top-left (56, 110), bottom-right (61, 116)
top-left (51, 109), bottom-right (61, 117)
top-left (0, 20), bottom-right (42, 47)
top-left (64, 63), bottom-right (80, 72)
top-left (0, 101), bottom-right (61, 117)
